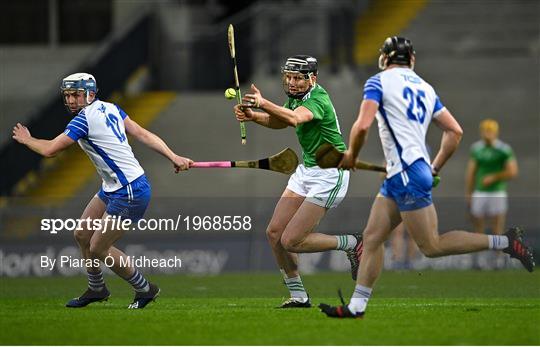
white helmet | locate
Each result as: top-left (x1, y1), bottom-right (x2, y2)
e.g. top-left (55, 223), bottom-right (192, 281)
top-left (60, 73), bottom-right (98, 113)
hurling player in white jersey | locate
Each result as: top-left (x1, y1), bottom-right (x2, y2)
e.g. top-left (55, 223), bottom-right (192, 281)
top-left (12, 73), bottom-right (193, 309)
top-left (319, 37), bottom-right (535, 319)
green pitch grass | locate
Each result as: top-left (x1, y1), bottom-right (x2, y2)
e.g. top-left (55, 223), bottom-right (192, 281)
top-left (1, 270), bottom-right (539, 345)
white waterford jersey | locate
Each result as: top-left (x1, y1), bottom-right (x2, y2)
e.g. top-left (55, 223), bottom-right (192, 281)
top-left (63, 100), bottom-right (144, 192)
top-left (363, 67), bottom-right (445, 178)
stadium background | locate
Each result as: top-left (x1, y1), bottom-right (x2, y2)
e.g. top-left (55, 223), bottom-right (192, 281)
top-left (0, 0), bottom-right (538, 276)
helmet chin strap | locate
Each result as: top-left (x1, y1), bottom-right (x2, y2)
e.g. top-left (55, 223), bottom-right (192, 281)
top-left (287, 84), bottom-right (314, 100)
top-left (68, 91), bottom-right (93, 114)
top-left (378, 55), bottom-right (386, 70)
top-left (85, 90), bottom-right (96, 105)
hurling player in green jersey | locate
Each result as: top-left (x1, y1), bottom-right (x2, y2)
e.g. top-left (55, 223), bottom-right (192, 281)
top-left (466, 119), bottom-right (518, 236)
top-left (234, 55), bottom-right (362, 308)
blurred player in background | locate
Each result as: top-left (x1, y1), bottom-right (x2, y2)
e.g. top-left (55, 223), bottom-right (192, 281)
top-left (466, 119), bottom-right (518, 268)
top-left (234, 56), bottom-right (362, 308)
top-left (319, 37), bottom-right (535, 319)
top-left (12, 73), bottom-right (193, 309)
top-left (466, 119), bottom-right (518, 235)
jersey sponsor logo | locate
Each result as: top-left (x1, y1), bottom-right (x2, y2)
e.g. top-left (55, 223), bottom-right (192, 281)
top-left (400, 73), bottom-right (421, 84)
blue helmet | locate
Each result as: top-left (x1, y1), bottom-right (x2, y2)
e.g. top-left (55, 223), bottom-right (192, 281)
top-left (60, 73), bottom-right (98, 114)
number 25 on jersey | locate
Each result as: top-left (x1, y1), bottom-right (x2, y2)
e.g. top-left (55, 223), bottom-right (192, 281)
top-left (403, 87), bottom-right (426, 124)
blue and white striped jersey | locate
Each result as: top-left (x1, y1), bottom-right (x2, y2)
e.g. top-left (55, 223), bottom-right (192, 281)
top-left (64, 100), bottom-right (144, 192)
top-left (363, 67), bottom-right (445, 178)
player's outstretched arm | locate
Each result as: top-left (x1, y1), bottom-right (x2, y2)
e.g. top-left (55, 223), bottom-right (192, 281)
top-left (243, 84), bottom-right (313, 127)
top-left (124, 117), bottom-right (192, 172)
top-left (339, 100), bottom-right (378, 169)
top-left (233, 104), bottom-right (287, 129)
top-left (12, 123), bottom-right (74, 157)
top-left (431, 109), bottom-right (463, 173)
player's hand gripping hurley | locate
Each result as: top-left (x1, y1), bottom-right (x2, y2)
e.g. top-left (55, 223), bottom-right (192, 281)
top-left (315, 143), bottom-right (441, 187)
top-left (228, 24), bottom-right (247, 145)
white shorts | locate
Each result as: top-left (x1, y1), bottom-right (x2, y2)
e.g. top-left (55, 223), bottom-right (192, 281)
top-left (470, 191), bottom-right (508, 217)
top-left (287, 164), bottom-right (349, 209)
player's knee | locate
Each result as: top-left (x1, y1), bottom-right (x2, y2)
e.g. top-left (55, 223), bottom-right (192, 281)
top-left (88, 243), bottom-right (108, 260)
top-left (266, 224), bottom-right (284, 246)
top-left (74, 229), bottom-right (91, 247)
top-left (417, 243), bottom-right (442, 258)
top-left (280, 234), bottom-right (303, 252)
top-left (362, 228), bottom-right (383, 250)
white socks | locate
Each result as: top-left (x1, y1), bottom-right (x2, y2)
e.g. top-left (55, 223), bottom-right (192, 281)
top-left (336, 235), bottom-right (358, 251)
top-left (488, 235), bottom-right (509, 250)
top-left (281, 270), bottom-right (308, 302)
top-left (348, 284), bottom-right (372, 314)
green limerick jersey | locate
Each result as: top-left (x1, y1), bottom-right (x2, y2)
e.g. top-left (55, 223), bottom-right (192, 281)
top-left (470, 140), bottom-right (514, 192)
top-left (285, 84), bottom-right (346, 167)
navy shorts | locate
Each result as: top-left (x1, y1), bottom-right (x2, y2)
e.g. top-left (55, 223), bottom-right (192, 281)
top-left (380, 159), bottom-right (433, 211)
top-left (97, 175), bottom-right (151, 222)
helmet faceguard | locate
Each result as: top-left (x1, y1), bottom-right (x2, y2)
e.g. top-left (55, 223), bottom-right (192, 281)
top-left (378, 36), bottom-right (415, 70)
top-left (60, 73), bottom-right (98, 114)
top-left (281, 55), bottom-right (318, 99)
